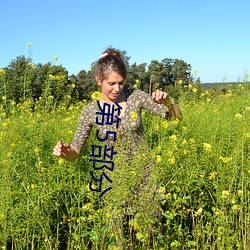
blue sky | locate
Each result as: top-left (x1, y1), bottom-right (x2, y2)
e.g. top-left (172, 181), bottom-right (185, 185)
top-left (1, 0), bottom-right (249, 83)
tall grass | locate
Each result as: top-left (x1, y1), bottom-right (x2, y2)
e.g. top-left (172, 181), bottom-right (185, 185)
top-left (0, 83), bottom-right (249, 249)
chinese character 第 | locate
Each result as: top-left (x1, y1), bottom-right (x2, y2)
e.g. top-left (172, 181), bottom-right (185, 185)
top-left (95, 101), bottom-right (122, 128)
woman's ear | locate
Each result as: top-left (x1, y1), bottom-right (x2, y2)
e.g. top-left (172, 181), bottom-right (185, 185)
top-left (95, 76), bottom-right (102, 86)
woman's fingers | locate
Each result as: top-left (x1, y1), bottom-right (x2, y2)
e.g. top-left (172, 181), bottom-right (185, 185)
top-left (152, 91), bottom-right (170, 104)
top-left (53, 141), bottom-right (70, 157)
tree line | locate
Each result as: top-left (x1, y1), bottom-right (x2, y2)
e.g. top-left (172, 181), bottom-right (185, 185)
top-left (0, 51), bottom-right (200, 106)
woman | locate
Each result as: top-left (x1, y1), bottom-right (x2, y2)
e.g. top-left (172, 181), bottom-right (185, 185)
top-left (53, 47), bottom-right (182, 247)
top-left (53, 48), bottom-right (182, 160)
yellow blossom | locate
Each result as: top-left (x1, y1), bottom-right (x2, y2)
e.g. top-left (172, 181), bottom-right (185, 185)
top-left (58, 158), bottom-right (64, 165)
top-left (219, 156), bottom-right (232, 164)
top-left (71, 83), bottom-right (75, 89)
top-left (130, 171), bottom-right (136, 176)
top-left (135, 79), bottom-right (140, 83)
top-left (155, 155), bottom-right (162, 164)
top-left (154, 123), bottom-right (159, 131)
top-left (245, 106), bottom-right (250, 112)
top-left (159, 186), bottom-right (166, 194)
top-left (169, 134), bottom-right (177, 141)
top-left (195, 207), bottom-right (203, 216)
top-left (11, 100), bottom-right (16, 105)
top-left (81, 203), bottom-right (93, 212)
top-left (2, 122), bottom-right (7, 127)
top-left (234, 113), bottom-right (242, 120)
top-left (54, 56), bottom-right (58, 61)
top-left (237, 189), bottom-right (243, 196)
top-left (192, 88), bottom-right (197, 93)
top-left (203, 142), bottom-right (212, 152)
top-left (193, 69), bottom-right (198, 74)
top-left (222, 190), bottom-right (230, 197)
top-left (189, 138), bottom-right (195, 144)
top-left (168, 156), bottom-right (175, 165)
top-left (214, 209), bottom-right (223, 216)
top-left (188, 84), bottom-right (193, 89)
top-left (48, 95), bottom-right (54, 100)
top-left (28, 42), bottom-right (32, 47)
top-left (162, 120), bottom-right (168, 128)
top-left (208, 171), bottom-right (217, 180)
top-left (91, 91), bottom-right (103, 101)
top-left (34, 147), bottom-right (41, 153)
top-left (170, 119), bottom-right (179, 126)
top-left (2, 96), bottom-right (6, 100)
top-left (165, 193), bottom-right (172, 199)
top-left (182, 139), bottom-right (187, 145)
top-left (48, 74), bottom-right (55, 80)
top-left (0, 213), bottom-right (5, 221)
top-left (178, 79), bottom-right (183, 85)
top-left (133, 84), bottom-right (138, 89)
top-left (232, 204), bottom-right (239, 211)
top-left (0, 69), bottom-right (6, 75)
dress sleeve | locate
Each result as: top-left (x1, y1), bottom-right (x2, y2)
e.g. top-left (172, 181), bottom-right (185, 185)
top-left (136, 90), bottom-right (170, 119)
top-left (71, 102), bottom-right (95, 152)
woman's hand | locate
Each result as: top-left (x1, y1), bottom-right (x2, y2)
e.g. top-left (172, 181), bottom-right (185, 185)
top-left (53, 141), bottom-right (80, 161)
top-left (152, 91), bottom-right (171, 105)
top-left (53, 141), bottom-right (71, 158)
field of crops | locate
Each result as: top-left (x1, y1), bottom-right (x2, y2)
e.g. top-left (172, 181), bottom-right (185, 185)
top-left (0, 83), bottom-right (249, 249)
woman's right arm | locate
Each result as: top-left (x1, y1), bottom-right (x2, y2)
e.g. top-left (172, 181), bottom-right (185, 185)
top-left (53, 102), bottom-right (95, 161)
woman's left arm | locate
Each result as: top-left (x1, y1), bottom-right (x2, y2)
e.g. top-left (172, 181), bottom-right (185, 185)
top-left (152, 91), bottom-right (183, 120)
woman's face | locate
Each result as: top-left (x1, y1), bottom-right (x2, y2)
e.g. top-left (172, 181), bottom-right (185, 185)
top-left (96, 71), bottom-right (125, 103)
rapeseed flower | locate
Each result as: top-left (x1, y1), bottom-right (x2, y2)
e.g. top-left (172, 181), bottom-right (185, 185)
top-left (222, 190), bottom-right (230, 197)
top-left (208, 171), bottom-right (217, 180)
top-left (91, 91), bottom-right (103, 101)
top-left (203, 142), bottom-right (212, 152)
top-left (219, 156), bottom-right (232, 163)
top-left (237, 189), bottom-right (243, 196)
top-left (0, 69), bottom-right (5, 75)
top-left (165, 193), bottom-right (172, 199)
top-left (158, 186), bottom-right (166, 194)
top-left (162, 120), bottom-right (168, 128)
top-left (178, 79), bottom-right (183, 85)
top-left (155, 155), bottom-right (162, 164)
top-left (194, 207), bottom-right (203, 216)
top-left (28, 42), bottom-right (32, 47)
top-left (54, 56), bottom-right (58, 62)
top-left (169, 134), bottom-right (177, 141)
top-left (234, 113), bottom-right (242, 120)
top-left (232, 204), bottom-right (239, 211)
top-left (168, 156), bottom-right (175, 165)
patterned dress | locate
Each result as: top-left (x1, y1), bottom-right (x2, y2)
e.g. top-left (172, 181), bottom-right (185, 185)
top-left (71, 88), bottom-right (169, 154)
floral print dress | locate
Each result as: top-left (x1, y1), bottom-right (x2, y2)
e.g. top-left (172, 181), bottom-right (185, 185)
top-left (71, 88), bottom-right (169, 154)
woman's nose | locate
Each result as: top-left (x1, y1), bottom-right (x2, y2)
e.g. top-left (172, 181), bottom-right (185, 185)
top-left (114, 84), bottom-right (120, 92)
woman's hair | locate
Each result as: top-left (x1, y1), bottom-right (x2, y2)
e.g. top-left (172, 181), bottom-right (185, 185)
top-left (95, 48), bottom-right (127, 81)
